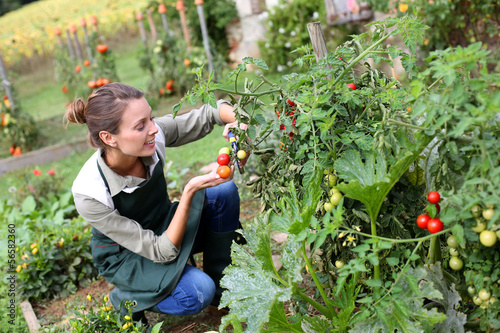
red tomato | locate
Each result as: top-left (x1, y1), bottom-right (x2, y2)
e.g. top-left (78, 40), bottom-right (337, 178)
top-left (428, 191), bottom-right (440, 204)
top-left (287, 99), bottom-right (295, 107)
top-left (217, 165), bottom-right (231, 179)
top-left (217, 153), bottom-right (230, 166)
top-left (416, 214), bottom-right (431, 229)
top-left (347, 83), bottom-right (357, 90)
top-left (96, 44), bottom-right (108, 54)
top-left (427, 218), bottom-right (443, 234)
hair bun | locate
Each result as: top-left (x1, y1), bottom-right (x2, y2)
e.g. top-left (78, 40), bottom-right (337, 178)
top-left (65, 98), bottom-right (86, 124)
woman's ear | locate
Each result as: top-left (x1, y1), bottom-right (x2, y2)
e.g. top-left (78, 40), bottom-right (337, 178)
top-left (99, 131), bottom-right (117, 147)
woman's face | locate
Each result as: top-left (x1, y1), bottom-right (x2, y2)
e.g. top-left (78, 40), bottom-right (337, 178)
top-left (111, 97), bottom-right (158, 157)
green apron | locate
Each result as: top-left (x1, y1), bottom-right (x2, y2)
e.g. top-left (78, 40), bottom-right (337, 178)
top-left (91, 158), bottom-right (205, 312)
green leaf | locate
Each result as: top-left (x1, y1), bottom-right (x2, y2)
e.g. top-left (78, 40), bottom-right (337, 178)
top-left (335, 135), bottom-right (432, 223)
top-left (22, 196), bottom-right (36, 213)
top-left (351, 266), bottom-right (446, 333)
top-left (220, 223), bottom-right (292, 333)
top-left (264, 302), bottom-right (303, 332)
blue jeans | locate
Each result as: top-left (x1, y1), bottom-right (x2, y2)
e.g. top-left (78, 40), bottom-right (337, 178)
top-left (156, 180), bottom-right (239, 315)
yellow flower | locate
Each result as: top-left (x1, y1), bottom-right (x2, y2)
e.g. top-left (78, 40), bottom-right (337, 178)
top-left (399, 3), bottom-right (409, 12)
top-left (87, 294), bottom-right (92, 301)
top-left (30, 243), bottom-right (37, 249)
top-left (122, 322), bottom-right (132, 330)
top-left (124, 315), bottom-right (131, 321)
top-left (22, 263), bottom-right (29, 269)
top-left (21, 254), bottom-right (29, 260)
top-left (106, 315), bottom-right (110, 320)
top-left (347, 236), bottom-right (356, 242)
top-left (101, 306), bottom-right (112, 312)
top-left (32, 248), bottom-right (38, 254)
top-left (16, 265), bottom-right (22, 273)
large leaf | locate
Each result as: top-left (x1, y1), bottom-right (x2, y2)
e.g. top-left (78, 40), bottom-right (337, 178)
top-left (351, 266), bottom-right (446, 333)
top-left (335, 135), bottom-right (432, 223)
top-left (423, 263), bottom-right (467, 333)
top-left (220, 215), bottom-right (292, 333)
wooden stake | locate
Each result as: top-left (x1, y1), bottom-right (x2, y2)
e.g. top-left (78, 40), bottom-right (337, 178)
top-left (72, 30), bottom-right (83, 61)
top-left (195, 0), bottom-right (214, 75)
top-left (20, 301), bottom-right (41, 333)
top-left (159, 4), bottom-right (170, 33)
top-left (0, 53), bottom-right (16, 111)
top-left (146, 9), bottom-right (158, 41)
top-left (307, 21), bottom-right (331, 79)
top-left (65, 29), bottom-right (75, 59)
top-left (81, 20), bottom-right (94, 62)
top-left (177, 0), bottom-right (191, 49)
top-left (136, 12), bottom-right (149, 54)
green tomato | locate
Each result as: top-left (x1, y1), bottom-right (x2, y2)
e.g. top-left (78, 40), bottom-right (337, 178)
top-left (330, 192), bottom-right (343, 206)
top-left (237, 150), bottom-right (247, 160)
top-left (479, 288), bottom-right (491, 301)
top-left (219, 147), bottom-right (231, 156)
top-left (447, 235), bottom-right (458, 249)
top-left (328, 174), bottom-right (337, 187)
top-left (449, 248), bottom-right (459, 257)
top-left (329, 188), bottom-right (340, 196)
top-left (479, 230), bottom-right (497, 247)
top-left (473, 296), bottom-right (483, 305)
top-left (482, 208), bottom-right (495, 220)
top-left (324, 202), bottom-right (333, 213)
top-left (471, 204), bottom-right (482, 218)
top-left (468, 286), bottom-right (476, 295)
top-left (472, 220), bottom-right (486, 233)
top-left (449, 257), bottom-right (463, 271)
top-left (335, 260), bottom-right (344, 269)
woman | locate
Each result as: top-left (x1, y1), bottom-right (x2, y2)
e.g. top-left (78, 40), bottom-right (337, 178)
top-left (65, 82), bottom-right (246, 321)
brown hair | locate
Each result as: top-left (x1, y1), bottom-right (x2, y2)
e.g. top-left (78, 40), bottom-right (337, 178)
top-left (65, 83), bottom-right (144, 150)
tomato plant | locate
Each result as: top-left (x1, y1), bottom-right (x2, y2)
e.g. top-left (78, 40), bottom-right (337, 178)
top-left (176, 11), bottom-right (500, 333)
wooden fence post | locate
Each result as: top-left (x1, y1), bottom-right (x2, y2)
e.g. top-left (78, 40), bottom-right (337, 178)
top-left (136, 12), bottom-right (149, 55)
top-left (158, 4), bottom-right (170, 33)
top-left (307, 21), bottom-right (331, 79)
top-left (0, 53), bottom-right (16, 111)
top-left (176, 0), bottom-right (191, 49)
top-left (65, 29), bottom-right (75, 59)
top-left (80, 19), bottom-right (94, 62)
top-left (146, 9), bottom-right (158, 42)
top-left (194, 0), bottom-right (214, 75)
top-left (70, 24), bottom-right (83, 61)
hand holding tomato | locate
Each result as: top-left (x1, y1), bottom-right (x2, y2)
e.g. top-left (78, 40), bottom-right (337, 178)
top-left (186, 165), bottom-right (234, 192)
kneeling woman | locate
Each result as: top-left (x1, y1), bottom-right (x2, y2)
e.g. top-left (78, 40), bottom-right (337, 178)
top-left (65, 82), bottom-right (246, 320)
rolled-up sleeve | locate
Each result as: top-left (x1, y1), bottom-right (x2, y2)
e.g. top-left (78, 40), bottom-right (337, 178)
top-left (74, 193), bottom-right (179, 264)
top-left (155, 100), bottom-right (229, 147)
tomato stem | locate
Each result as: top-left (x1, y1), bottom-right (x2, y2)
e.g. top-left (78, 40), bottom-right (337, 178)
top-left (301, 243), bottom-right (335, 316)
top-left (372, 240), bottom-right (423, 307)
top-left (340, 227), bottom-right (449, 244)
top-left (387, 119), bottom-right (427, 131)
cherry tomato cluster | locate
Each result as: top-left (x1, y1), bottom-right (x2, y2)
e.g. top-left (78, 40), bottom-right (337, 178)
top-left (216, 147), bottom-right (232, 179)
top-left (470, 204), bottom-right (498, 247)
top-left (446, 235), bottom-right (464, 271)
top-left (276, 99), bottom-right (297, 143)
top-left (323, 169), bottom-right (344, 213)
top-left (416, 191), bottom-right (443, 234)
